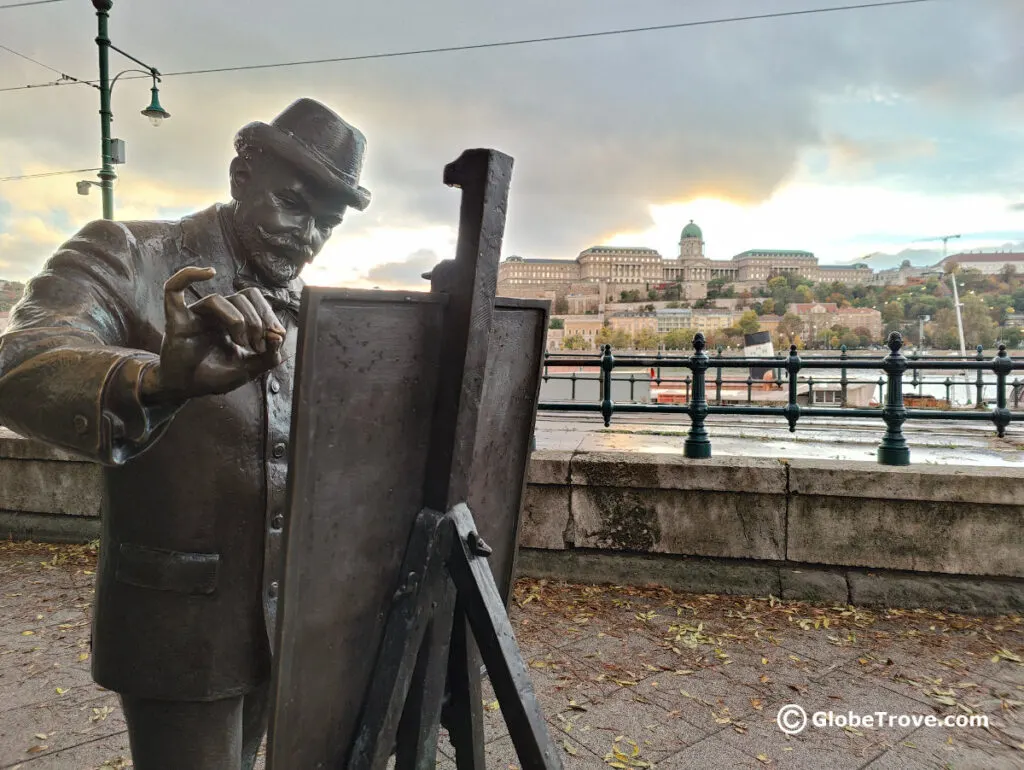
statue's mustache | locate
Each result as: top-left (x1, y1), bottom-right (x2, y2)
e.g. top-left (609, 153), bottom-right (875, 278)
top-left (256, 226), bottom-right (314, 262)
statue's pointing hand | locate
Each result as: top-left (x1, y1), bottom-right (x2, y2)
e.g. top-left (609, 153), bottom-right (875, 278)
top-left (140, 266), bottom-right (286, 405)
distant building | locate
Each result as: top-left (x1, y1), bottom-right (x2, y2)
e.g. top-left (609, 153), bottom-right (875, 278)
top-left (561, 317), bottom-right (604, 350)
top-left (497, 219), bottom-right (874, 302)
top-left (871, 263), bottom-right (932, 286)
top-left (655, 308), bottom-right (695, 333)
top-left (757, 314), bottom-right (782, 334)
top-left (939, 252), bottom-right (1024, 275)
top-left (837, 307), bottom-right (883, 340)
top-left (607, 313), bottom-right (657, 336)
top-left (546, 327), bottom-right (565, 351)
top-left (787, 302), bottom-right (882, 342)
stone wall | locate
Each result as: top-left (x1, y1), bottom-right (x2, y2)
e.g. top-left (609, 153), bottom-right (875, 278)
top-left (0, 428), bottom-right (102, 542)
top-left (519, 451), bottom-right (1024, 614)
top-left (2, 428), bottom-right (1022, 613)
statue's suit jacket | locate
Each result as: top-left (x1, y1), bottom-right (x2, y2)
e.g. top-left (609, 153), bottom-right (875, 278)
top-left (0, 204), bottom-right (297, 701)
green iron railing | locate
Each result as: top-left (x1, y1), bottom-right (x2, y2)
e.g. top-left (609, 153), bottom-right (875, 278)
top-left (537, 331), bottom-right (1023, 466)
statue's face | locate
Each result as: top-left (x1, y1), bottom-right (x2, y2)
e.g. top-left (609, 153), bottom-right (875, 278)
top-left (231, 156), bottom-right (348, 287)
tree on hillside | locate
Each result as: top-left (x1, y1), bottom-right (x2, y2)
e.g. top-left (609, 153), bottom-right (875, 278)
top-left (928, 295), bottom-right (996, 350)
top-left (563, 334), bottom-right (588, 350)
top-left (596, 326), bottom-right (632, 349)
top-left (549, 318), bottom-right (565, 330)
top-left (634, 328), bottom-right (661, 351)
top-left (777, 313), bottom-right (803, 342)
top-left (662, 328), bottom-right (696, 350)
top-left (737, 310), bottom-right (760, 335)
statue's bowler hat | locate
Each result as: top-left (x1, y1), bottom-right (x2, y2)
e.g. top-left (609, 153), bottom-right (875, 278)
top-left (235, 98), bottom-right (371, 211)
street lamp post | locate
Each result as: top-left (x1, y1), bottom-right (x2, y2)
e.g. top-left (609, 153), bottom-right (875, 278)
top-left (91, 0), bottom-right (170, 220)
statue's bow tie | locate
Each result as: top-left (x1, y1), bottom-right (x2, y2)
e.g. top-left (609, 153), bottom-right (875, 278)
top-left (233, 274), bottom-right (301, 316)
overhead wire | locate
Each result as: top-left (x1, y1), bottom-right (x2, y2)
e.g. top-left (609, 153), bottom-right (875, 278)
top-left (0, 0), bottom-right (67, 9)
top-left (0, 0), bottom-right (942, 95)
top-left (0, 167), bottom-right (100, 182)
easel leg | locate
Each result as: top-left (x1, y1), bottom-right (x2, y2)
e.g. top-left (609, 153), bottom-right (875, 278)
top-left (446, 505), bottom-right (563, 770)
top-left (443, 603), bottom-right (487, 770)
top-left (396, 579), bottom-right (457, 770)
top-left (347, 509), bottom-right (448, 770)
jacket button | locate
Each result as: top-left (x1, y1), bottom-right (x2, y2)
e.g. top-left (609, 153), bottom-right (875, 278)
top-left (268, 581), bottom-right (279, 599)
top-left (272, 442), bottom-right (286, 458)
top-left (268, 377), bottom-right (281, 394)
top-left (73, 415), bottom-right (89, 434)
top-left (271, 514), bottom-right (284, 530)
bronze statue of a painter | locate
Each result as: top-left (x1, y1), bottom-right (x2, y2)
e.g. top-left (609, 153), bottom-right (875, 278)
top-left (0, 98), bottom-right (369, 769)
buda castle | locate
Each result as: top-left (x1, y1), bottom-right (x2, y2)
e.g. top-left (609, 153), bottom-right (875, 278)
top-left (497, 220), bottom-right (872, 302)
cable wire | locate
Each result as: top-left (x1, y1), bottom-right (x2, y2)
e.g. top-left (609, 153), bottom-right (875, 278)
top-left (0, 0), bottom-right (67, 9)
top-left (0, 0), bottom-right (943, 94)
top-left (0, 167), bottom-right (100, 182)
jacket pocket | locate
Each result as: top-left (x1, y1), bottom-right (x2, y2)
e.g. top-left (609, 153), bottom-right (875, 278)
top-left (115, 543), bottom-right (220, 595)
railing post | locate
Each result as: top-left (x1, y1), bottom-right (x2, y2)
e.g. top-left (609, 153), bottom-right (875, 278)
top-left (684, 333), bottom-right (711, 458)
top-left (877, 376), bottom-right (884, 405)
top-left (877, 331), bottom-right (910, 466)
top-left (746, 375), bottom-right (753, 405)
top-left (542, 351), bottom-right (549, 382)
top-left (992, 343), bottom-right (1012, 437)
top-left (840, 344), bottom-right (848, 407)
top-left (715, 345), bottom-right (724, 405)
top-left (656, 349), bottom-right (663, 385)
top-left (807, 375), bottom-right (814, 405)
top-left (1013, 377), bottom-right (1022, 409)
top-left (944, 377), bottom-right (952, 405)
top-left (975, 344), bottom-right (985, 407)
top-left (570, 371), bottom-right (577, 400)
top-left (684, 375), bottom-right (691, 402)
top-left (600, 344), bottom-right (614, 426)
top-left (629, 373), bottom-right (635, 401)
top-left (784, 344), bottom-right (801, 432)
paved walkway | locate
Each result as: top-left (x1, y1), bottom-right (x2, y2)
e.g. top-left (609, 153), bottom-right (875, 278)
top-left (0, 542), bottom-right (1021, 769)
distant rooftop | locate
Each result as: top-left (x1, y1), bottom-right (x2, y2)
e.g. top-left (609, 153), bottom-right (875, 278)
top-left (943, 252), bottom-right (1024, 264)
top-left (579, 246), bottom-right (662, 256)
top-left (503, 256), bottom-right (575, 264)
top-left (732, 249), bottom-right (815, 261)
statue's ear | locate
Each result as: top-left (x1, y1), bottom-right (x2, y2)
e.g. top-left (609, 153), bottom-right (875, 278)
top-left (229, 156), bottom-right (251, 201)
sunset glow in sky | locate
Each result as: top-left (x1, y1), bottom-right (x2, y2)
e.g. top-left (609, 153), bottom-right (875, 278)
top-left (1, 0), bottom-right (1022, 289)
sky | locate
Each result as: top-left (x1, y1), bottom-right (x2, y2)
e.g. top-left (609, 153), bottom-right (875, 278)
top-left (0, 0), bottom-right (1023, 289)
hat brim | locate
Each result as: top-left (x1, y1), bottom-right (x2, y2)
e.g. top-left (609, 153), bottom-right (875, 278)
top-left (235, 122), bottom-right (371, 211)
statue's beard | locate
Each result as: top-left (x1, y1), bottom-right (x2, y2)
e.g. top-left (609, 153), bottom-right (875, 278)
top-left (235, 221), bottom-right (314, 288)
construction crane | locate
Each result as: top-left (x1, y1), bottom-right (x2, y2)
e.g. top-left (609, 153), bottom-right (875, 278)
top-left (915, 234), bottom-right (970, 403)
top-left (915, 234), bottom-right (965, 357)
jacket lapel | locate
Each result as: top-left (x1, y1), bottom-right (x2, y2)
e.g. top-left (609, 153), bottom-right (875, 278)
top-left (179, 204), bottom-right (240, 304)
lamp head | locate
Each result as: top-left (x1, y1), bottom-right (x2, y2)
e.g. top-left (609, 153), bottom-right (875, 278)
top-left (141, 84), bottom-right (170, 126)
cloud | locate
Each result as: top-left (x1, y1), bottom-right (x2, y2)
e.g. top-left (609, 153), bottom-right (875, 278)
top-left (363, 249), bottom-right (442, 289)
top-left (1010, 202), bottom-right (1024, 212)
top-left (1, 0), bottom-right (1023, 280)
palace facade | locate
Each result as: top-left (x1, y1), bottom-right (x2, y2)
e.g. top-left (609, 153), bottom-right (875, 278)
top-left (497, 220), bottom-right (872, 300)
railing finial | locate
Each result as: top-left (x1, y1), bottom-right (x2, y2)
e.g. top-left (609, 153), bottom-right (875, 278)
top-left (887, 331), bottom-right (903, 353)
top-left (692, 332), bottom-right (706, 353)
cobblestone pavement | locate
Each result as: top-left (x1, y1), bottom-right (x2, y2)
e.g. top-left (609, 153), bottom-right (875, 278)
top-left (1, 542), bottom-right (1022, 769)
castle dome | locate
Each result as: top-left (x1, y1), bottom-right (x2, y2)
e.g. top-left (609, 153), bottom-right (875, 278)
top-left (680, 220), bottom-right (703, 240)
